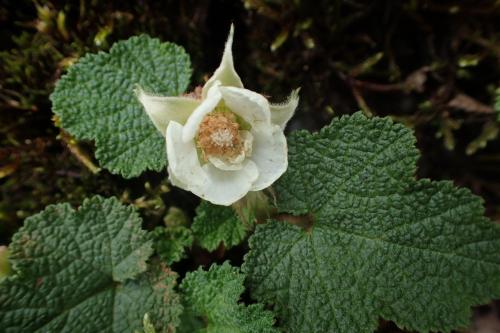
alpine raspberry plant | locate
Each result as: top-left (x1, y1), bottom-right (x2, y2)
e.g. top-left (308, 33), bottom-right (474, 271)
top-left (1, 24), bottom-right (500, 333)
top-left (136, 24), bottom-right (299, 206)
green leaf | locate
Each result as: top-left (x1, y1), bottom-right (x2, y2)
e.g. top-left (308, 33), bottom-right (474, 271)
top-left (192, 201), bottom-right (247, 252)
top-left (0, 196), bottom-right (182, 332)
top-left (176, 309), bottom-right (204, 333)
top-left (152, 225), bottom-right (193, 265)
top-left (180, 262), bottom-right (278, 333)
top-left (51, 35), bottom-right (191, 178)
top-left (242, 112), bottom-right (500, 333)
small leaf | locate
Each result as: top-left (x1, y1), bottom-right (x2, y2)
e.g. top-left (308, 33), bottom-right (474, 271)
top-left (192, 201), bottom-right (247, 251)
top-left (180, 262), bottom-right (278, 333)
top-left (0, 196), bottom-right (182, 332)
top-left (164, 206), bottom-right (190, 227)
top-left (243, 112), bottom-right (500, 333)
top-left (152, 225), bottom-right (193, 265)
top-left (51, 35), bottom-right (192, 178)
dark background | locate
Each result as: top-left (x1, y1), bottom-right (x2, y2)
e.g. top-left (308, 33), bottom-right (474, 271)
top-left (1, 1), bottom-right (499, 331)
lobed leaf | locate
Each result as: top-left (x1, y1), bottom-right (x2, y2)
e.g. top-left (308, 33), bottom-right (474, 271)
top-left (243, 112), bottom-right (500, 333)
top-left (0, 196), bottom-right (182, 333)
top-left (180, 262), bottom-right (278, 333)
top-left (51, 35), bottom-right (191, 178)
top-left (191, 201), bottom-right (247, 252)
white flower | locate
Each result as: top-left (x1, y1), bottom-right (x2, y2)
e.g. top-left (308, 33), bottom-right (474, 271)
top-left (136, 25), bottom-right (299, 206)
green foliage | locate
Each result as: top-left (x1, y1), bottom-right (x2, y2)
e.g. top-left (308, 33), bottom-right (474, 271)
top-left (152, 226), bottom-right (193, 265)
top-left (192, 201), bottom-right (247, 251)
top-left (164, 206), bottom-right (190, 227)
top-left (243, 112), bottom-right (500, 333)
top-left (3, 2), bottom-right (500, 332)
top-left (0, 196), bottom-right (182, 332)
top-left (180, 262), bottom-right (278, 333)
top-left (51, 35), bottom-right (191, 178)
top-left (176, 309), bottom-right (204, 333)
top-left (152, 205), bottom-right (193, 265)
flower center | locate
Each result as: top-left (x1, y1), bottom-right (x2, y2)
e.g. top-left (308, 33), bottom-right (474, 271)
top-left (197, 111), bottom-right (243, 160)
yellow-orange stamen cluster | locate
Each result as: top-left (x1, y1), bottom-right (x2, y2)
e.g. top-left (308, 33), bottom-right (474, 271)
top-left (197, 112), bottom-right (243, 160)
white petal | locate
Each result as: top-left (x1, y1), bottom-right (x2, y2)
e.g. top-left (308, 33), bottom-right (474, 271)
top-left (168, 166), bottom-right (188, 188)
top-left (182, 83), bottom-right (222, 142)
top-left (270, 88), bottom-right (300, 129)
top-left (241, 130), bottom-right (254, 156)
top-left (135, 86), bottom-right (200, 136)
top-left (166, 121), bottom-right (207, 188)
top-left (202, 24), bottom-right (244, 99)
top-left (219, 86), bottom-right (271, 132)
top-left (167, 121), bottom-right (259, 206)
top-left (200, 160), bottom-right (259, 205)
top-left (208, 155), bottom-right (245, 171)
top-left (249, 125), bottom-right (288, 191)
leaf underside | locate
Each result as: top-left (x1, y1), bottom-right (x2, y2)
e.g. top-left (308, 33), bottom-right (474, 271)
top-left (51, 35), bottom-right (192, 178)
top-left (243, 112), bottom-right (500, 333)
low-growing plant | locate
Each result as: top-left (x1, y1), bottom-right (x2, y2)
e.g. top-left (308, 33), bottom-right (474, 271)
top-left (1, 25), bottom-right (500, 333)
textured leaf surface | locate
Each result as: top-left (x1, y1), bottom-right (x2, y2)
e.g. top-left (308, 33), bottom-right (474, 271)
top-left (180, 262), bottom-right (278, 333)
top-left (243, 112), bottom-right (500, 333)
top-left (176, 309), bottom-right (204, 333)
top-left (192, 201), bottom-right (247, 251)
top-left (0, 196), bottom-right (182, 333)
top-left (51, 36), bottom-right (191, 177)
top-left (153, 225), bottom-right (193, 265)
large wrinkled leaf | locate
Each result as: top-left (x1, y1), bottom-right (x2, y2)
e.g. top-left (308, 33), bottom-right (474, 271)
top-left (0, 196), bottom-right (182, 333)
top-left (243, 112), bottom-right (500, 333)
top-left (51, 36), bottom-right (191, 178)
